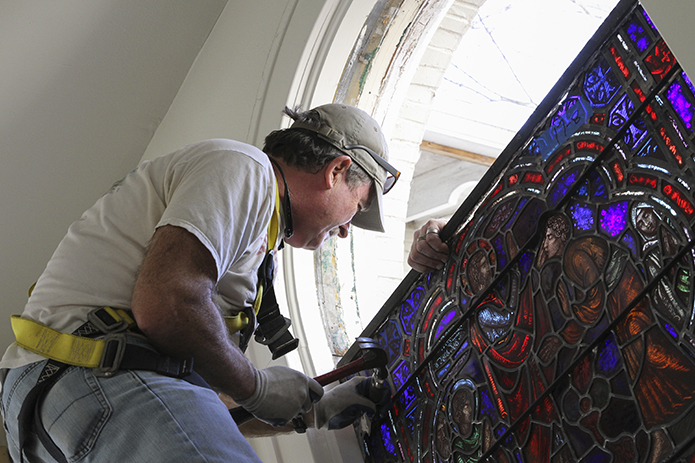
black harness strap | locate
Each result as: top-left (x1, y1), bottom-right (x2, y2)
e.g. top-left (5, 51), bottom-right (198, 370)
top-left (15, 308), bottom-right (200, 462)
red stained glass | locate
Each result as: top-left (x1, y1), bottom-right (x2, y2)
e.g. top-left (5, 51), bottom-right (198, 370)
top-left (521, 172), bottom-right (543, 184)
top-left (645, 39), bottom-right (674, 81)
top-left (611, 45), bottom-right (630, 78)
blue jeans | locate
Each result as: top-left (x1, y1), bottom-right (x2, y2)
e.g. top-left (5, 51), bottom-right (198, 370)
top-left (1, 361), bottom-right (263, 462)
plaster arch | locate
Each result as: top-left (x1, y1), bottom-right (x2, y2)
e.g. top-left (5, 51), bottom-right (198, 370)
top-left (285, 0), bottom-right (487, 382)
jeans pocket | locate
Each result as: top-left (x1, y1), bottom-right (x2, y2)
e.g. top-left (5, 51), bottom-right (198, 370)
top-left (40, 367), bottom-right (112, 461)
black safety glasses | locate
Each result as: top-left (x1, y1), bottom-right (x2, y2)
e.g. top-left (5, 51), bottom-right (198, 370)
top-left (344, 144), bottom-right (401, 194)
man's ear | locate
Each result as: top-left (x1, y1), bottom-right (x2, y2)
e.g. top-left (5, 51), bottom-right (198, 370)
top-left (324, 155), bottom-right (352, 188)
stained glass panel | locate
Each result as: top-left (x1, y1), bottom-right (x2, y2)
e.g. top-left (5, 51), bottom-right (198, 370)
top-left (341, 1), bottom-right (695, 461)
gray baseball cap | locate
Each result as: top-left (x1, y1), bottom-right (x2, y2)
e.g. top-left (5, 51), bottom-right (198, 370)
top-left (289, 104), bottom-right (400, 232)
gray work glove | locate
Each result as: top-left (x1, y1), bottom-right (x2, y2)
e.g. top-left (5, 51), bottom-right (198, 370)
top-left (314, 377), bottom-right (377, 430)
top-left (236, 365), bottom-right (324, 427)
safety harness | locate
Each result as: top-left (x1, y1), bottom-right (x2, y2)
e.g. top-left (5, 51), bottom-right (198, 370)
top-left (11, 179), bottom-right (299, 460)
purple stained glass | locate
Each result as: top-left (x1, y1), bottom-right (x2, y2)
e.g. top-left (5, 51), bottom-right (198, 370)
top-left (627, 20), bottom-right (650, 52)
top-left (599, 201), bottom-right (628, 237)
top-left (570, 203), bottom-right (594, 230)
top-left (667, 80), bottom-right (695, 131)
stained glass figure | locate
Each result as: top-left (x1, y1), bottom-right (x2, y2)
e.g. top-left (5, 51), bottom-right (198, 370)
top-left (339, 0), bottom-right (695, 461)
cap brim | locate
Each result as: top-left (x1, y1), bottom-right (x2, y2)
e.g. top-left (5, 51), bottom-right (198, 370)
top-left (351, 188), bottom-right (385, 232)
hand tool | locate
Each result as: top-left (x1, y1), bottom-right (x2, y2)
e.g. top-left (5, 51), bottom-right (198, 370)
top-left (229, 337), bottom-right (388, 425)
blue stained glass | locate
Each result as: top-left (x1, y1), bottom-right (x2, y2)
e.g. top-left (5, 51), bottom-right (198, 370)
top-left (436, 361), bottom-right (451, 380)
top-left (609, 94), bottom-right (634, 131)
top-left (590, 172), bottom-right (607, 199)
top-left (549, 170), bottom-right (579, 207)
top-left (405, 408), bottom-right (418, 436)
top-left (493, 234), bottom-right (507, 269)
top-left (665, 323), bottom-right (678, 338)
top-left (642, 8), bottom-right (657, 32)
top-left (459, 355), bottom-right (486, 384)
top-left (621, 230), bottom-right (638, 258)
top-left (627, 21), bottom-right (650, 52)
top-left (596, 334), bottom-right (621, 376)
top-left (576, 182), bottom-right (589, 197)
top-left (479, 387), bottom-right (498, 420)
top-left (584, 60), bottom-right (620, 108)
top-left (518, 251), bottom-right (533, 277)
top-left (667, 80), bottom-right (695, 131)
top-left (393, 360), bottom-right (410, 389)
top-left (626, 120), bottom-right (648, 149)
top-left (434, 308), bottom-right (457, 339)
top-left (636, 137), bottom-right (658, 157)
top-left (401, 287), bottom-right (425, 335)
top-left (380, 422), bottom-right (398, 457)
top-left (599, 201), bottom-right (628, 237)
top-left (378, 320), bottom-right (402, 366)
top-left (530, 96), bottom-right (592, 160)
top-left (401, 384), bottom-right (417, 410)
top-left (583, 446), bottom-right (612, 463)
top-left (570, 203), bottom-right (594, 230)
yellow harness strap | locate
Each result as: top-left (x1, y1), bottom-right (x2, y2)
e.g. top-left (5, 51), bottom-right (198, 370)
top-left (224, 184), bottom-right (281, 334)
top-left (11, 307), bottom-right (135, 367)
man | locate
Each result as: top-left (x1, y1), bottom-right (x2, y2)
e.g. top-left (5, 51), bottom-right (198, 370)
top-left (1, 104), bottom-right (400, 462)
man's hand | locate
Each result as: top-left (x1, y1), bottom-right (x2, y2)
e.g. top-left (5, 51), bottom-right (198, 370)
top-left (314, 377), bottom-right (378, 430)
top-left (235, 365), bottom-right (324, 427)
top-left (408, 218), bottom-right (449, 273)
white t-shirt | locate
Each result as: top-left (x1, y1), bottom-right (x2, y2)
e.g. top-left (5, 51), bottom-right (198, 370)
top-left (1, 139), bottom-right (278, 369)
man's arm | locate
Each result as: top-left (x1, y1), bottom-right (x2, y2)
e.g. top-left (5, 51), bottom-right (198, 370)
top-left (131, 224), bottom-right (256, 400)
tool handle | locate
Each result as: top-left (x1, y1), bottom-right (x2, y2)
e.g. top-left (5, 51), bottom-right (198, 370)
top-left (313, 357), bottom-right (366, 386)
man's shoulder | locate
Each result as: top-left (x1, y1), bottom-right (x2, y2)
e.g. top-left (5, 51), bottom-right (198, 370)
top-left (188, 139), bottom-right (268, 165)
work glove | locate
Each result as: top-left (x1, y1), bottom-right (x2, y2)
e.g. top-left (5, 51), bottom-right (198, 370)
top-left (236, 365), bottom-right (324, 427)
top-left (314, 376), bottom-right (378, 430)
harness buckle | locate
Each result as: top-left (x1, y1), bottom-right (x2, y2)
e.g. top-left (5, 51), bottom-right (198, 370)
top-left (156, 356), bottom-right (194, 379)
top-left (88, 307), bottom-right (131, 334)
top-left (94, 333), bottom-right (127, 377)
